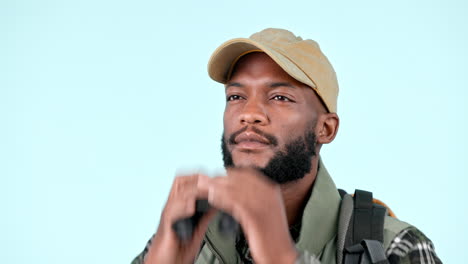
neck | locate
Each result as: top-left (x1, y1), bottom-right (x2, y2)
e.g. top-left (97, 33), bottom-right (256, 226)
top-left (279, 157), bottom-right (319, 227)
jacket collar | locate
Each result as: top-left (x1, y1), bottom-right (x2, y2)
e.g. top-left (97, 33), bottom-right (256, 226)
top-left (296, 158), bottom-right (341, 256)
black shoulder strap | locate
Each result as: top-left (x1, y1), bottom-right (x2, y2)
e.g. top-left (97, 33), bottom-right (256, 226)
top-left (344, 240), bottom-right (388, 264)
top-left (352, 190), bottom-right (386, 244)
top-left (341, 189), bottom-right (389, 264)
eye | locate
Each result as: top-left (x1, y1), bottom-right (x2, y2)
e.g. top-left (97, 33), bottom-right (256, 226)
top-left (227, 95), bottom-right (243, 101)
top-left (272, 95), bottom-right (292, 102)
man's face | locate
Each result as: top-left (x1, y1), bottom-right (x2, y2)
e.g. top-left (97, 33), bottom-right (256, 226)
top-left (221, 53), bottom-right (322, 183)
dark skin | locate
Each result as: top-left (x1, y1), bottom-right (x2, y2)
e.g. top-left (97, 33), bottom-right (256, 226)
top-left (145, 53), bottom-right (339, 264)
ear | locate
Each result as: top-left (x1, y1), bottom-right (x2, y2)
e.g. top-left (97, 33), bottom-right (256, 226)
top-left (316, 113), bottom-right (339, 144)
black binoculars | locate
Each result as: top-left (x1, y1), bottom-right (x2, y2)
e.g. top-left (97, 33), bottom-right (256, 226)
top-left (172, 199), bottom-right (239, 242)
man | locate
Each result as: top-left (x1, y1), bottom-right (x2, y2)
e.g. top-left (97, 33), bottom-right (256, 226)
top-left (132, 28), bottom-right (441, 264)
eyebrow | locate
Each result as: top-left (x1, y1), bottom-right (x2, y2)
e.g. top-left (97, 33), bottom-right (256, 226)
top-left (269, 82), bottom-right (296, 89)
top-left (225, 82), bottom-right (243, 89)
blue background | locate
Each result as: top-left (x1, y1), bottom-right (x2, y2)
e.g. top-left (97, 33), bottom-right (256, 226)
top-left (1, 0), bottom-right (466, 263)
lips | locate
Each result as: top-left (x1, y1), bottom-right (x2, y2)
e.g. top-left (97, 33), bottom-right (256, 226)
top-left (233, 132), bottom-right (271, 150)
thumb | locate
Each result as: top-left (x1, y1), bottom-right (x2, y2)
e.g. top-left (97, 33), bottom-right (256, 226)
top-left (191, 208), bottom-right (217, 243)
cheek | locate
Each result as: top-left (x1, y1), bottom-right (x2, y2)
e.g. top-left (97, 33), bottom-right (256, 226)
top-left (272, 109), bottom-right (303, 128)
top-left (223, 108), bottom-right (237, 133)
top-left (272, 113), bottom-right (311, 141)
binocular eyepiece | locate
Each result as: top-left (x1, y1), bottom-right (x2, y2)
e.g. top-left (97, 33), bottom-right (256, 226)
top-left (172, 199), bottom-right (239, 242)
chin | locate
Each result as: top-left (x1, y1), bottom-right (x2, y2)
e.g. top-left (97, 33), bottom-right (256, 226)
top-left (232, 152), bottom-right (271, 168)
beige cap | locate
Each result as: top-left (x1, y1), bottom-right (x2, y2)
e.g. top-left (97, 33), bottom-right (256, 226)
top-left (208, 28), bottom-right (339, 113)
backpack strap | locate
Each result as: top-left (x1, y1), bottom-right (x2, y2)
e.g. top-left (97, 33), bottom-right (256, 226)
top-left (344, 240), bottom-right (388, 264)
top-left (337, 192), bottom-right (353, 264)
top-left (352, 190), bottom-right (386, 244)
top-left (337, 189), bottom-right (389, 264)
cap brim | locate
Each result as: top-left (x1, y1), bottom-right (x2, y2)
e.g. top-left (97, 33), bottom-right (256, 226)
top-left (207, 38), bottom-right (316, 89)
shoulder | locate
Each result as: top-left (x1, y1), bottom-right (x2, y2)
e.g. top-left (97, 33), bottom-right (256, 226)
top-left (383, 216), bottom-right (411, 248)
top-left (383, 218), bottom-right (442, 263)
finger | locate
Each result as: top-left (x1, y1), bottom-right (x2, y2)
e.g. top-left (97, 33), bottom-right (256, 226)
top-left (195, 174), bottom-right (218, 200)
top-left (163, 173), bottom-right (218, 229)
top-left (167, 173), bottom-right (213, 209)
top-left (168, 174), bottom-right (199, 199)
top-left (162, 195), bottom-right (198, 226)
top-left (200, 178), bottom-right (243, 222)
top-left (163, 174), bottom-right (206, 224)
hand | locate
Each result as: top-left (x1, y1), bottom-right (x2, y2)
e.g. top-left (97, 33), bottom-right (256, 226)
top-left (197, 168), bottom-right (299, 264)
top-left (144, 174), bottom-right (215, 264)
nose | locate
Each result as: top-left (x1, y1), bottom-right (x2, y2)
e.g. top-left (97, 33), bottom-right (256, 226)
top-left (238, 99), bottom-right (269, 125)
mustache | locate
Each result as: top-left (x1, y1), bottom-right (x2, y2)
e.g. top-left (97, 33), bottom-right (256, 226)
top-left (227, 126), bottom-right (278, 146)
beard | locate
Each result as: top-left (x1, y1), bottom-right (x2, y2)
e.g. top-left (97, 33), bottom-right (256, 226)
top-left (221, 125), bottom-right (317, 184)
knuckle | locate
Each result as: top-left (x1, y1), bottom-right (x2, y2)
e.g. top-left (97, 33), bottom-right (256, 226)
top-left (172, 176), bottom-right (184, 188)
top-left (174, 175), bottom-right (189, 184)
top-left (172, 175), bottom-right (195, 190)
